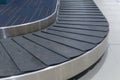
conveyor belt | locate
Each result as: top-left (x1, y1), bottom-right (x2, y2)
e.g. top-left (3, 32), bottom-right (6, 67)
top-left (0, 0), bottom-right (109, 79)
top-left (0, 0), bottom-right (57, 27)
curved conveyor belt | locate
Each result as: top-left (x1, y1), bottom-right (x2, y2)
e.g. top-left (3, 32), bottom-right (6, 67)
top-left (0, 0), bottom-right (57, 26)
top-left (0, 0), bottom-right (57, 38)
top-left (0, 0), bottom-right (109, 80)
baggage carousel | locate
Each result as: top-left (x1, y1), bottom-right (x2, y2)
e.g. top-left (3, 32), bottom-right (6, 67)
top-left (0, 0), bottom-right (109, 80)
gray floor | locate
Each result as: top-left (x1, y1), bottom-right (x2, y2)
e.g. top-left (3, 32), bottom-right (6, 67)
top-left (79, 0), bottom-right (120, 80)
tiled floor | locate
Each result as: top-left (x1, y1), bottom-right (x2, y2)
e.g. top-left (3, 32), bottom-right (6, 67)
top-left (79, 0), bottom-right (120, 80)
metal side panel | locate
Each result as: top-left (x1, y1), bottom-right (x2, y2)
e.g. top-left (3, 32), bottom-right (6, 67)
top-left (0, 12), bottom-right (57, 39)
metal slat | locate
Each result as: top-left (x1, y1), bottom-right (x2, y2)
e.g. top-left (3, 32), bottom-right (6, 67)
top-left (42, 29), bottom-right (103, 44)
top-left (13, 36), bottom-right (68, 66)
top-left (0, 43), bottom-right (20, 77)
top-left (53, 24), bottom-right (108, 31)
top-left (33, 32), bottom-right (95, 51)
top-left (1, 39), bottom-right (46, 72)
top-left (50, 27), bottom-right (108, 38)
top-left (56, 21), bottom-right (108, 27)
top-left (24, 34), bottom-right (84, 59)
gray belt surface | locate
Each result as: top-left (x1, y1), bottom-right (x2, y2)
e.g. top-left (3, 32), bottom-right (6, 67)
top-left (0, 0), bottom-right (109, 78)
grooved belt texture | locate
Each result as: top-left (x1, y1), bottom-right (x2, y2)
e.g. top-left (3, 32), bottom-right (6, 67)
top-left (0, 0), bottom-right (109, 78)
